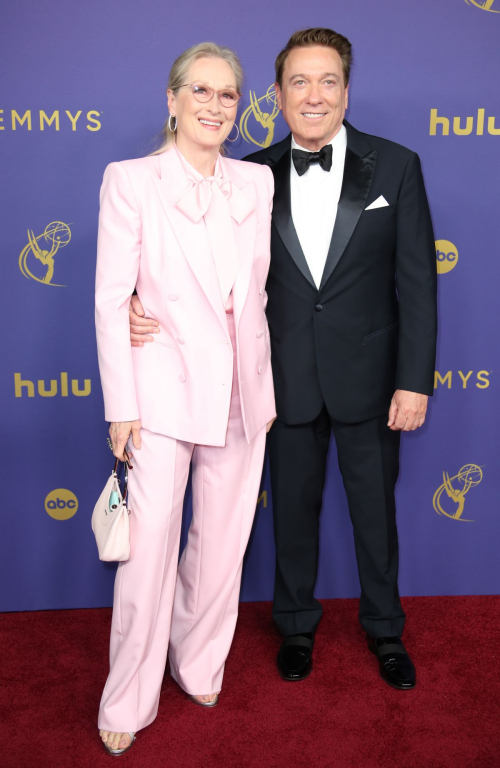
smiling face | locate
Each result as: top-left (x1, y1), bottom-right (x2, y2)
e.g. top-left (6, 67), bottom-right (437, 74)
top-left (275, 45), bottom-right (349, 151)
top-left (167, 56), bottom-right (239, 155)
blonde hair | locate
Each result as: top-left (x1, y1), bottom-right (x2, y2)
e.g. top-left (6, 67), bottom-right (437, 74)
top-left (152, 42), bottom-right (244, 155)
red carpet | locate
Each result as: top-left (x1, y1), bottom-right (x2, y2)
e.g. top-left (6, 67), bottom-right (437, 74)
top-left (1, 597), bottom-right (499, 768)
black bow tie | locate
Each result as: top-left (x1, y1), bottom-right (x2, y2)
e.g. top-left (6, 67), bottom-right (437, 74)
top-left (292, 144), bottom-right (333, 176)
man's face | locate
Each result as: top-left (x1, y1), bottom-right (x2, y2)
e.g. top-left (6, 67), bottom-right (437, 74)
top-left (275, 45), bottom-right (348, 151)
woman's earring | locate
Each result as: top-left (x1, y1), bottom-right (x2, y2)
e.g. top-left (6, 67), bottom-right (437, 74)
top-left (168, 114), bottom-right (177, 132)
top-left (226, 123), bottom-right (240, 143)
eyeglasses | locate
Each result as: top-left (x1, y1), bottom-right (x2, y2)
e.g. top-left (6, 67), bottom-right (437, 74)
top-left (177, 83), bottom-right (241, 108)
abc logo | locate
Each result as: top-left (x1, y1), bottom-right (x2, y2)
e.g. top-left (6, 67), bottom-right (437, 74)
top-left (45, 488), bottom-right (78, 520)
top-left (435, 239), bottom-right (458, 275)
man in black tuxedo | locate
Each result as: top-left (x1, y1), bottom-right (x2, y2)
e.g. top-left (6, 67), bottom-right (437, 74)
top-left (129, 28), bottom-right (437, 690)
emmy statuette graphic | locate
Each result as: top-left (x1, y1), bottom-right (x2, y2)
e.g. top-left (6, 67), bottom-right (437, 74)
top-left (19, 221), bottom-right (72, 287)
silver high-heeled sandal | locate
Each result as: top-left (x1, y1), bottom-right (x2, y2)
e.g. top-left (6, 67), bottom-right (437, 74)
top-left (101, 731), bottom-right (136, 756)
top-left (187, 693), bottom-right (219, 708)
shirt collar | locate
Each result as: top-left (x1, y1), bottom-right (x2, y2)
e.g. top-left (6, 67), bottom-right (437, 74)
top-left (291, 123), bottom-right (347, 154)
top-left (175, 144), bottom-right (223, 182)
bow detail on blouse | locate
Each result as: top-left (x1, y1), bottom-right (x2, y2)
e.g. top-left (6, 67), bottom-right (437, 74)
top-left (175, 175), bottom-right (255, 225)
top-left (175, 174), bottom-right (255, 304)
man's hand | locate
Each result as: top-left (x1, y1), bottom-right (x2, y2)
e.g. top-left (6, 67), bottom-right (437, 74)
top-left (109, 420), bottom-right (142, 461)
top-left (387, 390), bottom-right (428, 432)
top-left (129, 294), bottom-right (159, 346)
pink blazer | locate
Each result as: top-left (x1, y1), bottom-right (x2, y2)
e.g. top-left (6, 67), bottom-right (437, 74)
top-left (95, 147), bottom-right (276, 446)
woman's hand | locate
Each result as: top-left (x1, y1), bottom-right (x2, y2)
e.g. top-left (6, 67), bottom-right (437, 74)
top-left (266, 417), bottom-right (277, 433)
top-left (109, 420), bottom-right (142, 460)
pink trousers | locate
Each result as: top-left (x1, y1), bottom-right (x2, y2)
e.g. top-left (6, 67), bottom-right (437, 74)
top-left (98, 314), bottom-right (266, 733)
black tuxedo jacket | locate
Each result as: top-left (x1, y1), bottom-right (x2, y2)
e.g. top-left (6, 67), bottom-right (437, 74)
top-left (244, 121), bottom-right (437, 425)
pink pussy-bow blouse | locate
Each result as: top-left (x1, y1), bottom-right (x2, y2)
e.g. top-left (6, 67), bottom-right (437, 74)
top-left (174, 146), bottom-right (255, 305)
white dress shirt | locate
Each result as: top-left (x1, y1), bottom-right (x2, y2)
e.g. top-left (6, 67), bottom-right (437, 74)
top-left (290, 125), bottom-right (347, 288)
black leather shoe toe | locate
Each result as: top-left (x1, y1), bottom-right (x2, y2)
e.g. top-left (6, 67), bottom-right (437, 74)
top-left (277, 634), bottom-right (314, 681)
top-left (368, 636), bottom-right (416, 690)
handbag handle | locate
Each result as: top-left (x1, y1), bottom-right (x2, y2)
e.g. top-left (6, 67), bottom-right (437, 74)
top-left (113, 454), bottom-right (132, 500)
top-left (108, 438), bottom-right (133, 500)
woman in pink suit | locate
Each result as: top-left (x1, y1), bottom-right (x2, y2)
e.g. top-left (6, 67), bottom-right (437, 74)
top-left (95, 42), bottom-right (275, 756)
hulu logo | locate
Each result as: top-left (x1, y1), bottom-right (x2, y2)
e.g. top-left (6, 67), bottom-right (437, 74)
top-left (430, 109), bottom-right (500, 136)
top-left (14, 372), bottom-right (91, 397)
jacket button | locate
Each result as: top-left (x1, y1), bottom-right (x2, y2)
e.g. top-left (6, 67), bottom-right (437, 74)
top-left (258, 366), bottom-right (263, 374)
top-left (179, 374), bottom-right (186, 383)
top-left (315, 304), bottom-right (324, 312)
top-left (176, 337), bottom-right (184, 345)
top-left (259, 286), bottom-right (264, 295)
top-left (169, 293), bottom-right (178, 301)
top-left (256, 331), bottom-right (264, 338)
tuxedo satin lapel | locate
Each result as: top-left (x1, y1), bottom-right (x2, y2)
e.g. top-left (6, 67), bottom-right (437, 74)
top-left (221, 158), bottom-right (258, 332)
top-left (152, 150), bottom-right (227, 333)
top-left (272, 148), bottom-right (316, 289)
top-left (319, 147), bottom-right (378, 290)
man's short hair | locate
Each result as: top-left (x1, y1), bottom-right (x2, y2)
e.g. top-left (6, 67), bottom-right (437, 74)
top-left (275, 28), bottom-right (353, 88)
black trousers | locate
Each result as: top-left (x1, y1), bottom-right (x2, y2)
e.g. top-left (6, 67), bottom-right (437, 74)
top-left (267, 407), bottom-right (405, 639)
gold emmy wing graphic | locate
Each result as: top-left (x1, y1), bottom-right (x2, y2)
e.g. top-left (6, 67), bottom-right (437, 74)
top-left (240, 85), bottom-right (280, 148)
top-left (433, 464), bottom-right (483, 521)
top-left (19, 221), bottom-right (72, 286)
top-left (465, 0), bottom-right (499, 12)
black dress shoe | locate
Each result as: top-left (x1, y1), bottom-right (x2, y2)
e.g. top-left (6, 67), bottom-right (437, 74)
top-left (277, 633), bottom-right (314, 681)
top-left (368, 636), bottom-right (416, 690)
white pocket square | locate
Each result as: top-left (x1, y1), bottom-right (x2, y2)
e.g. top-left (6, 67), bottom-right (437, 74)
top-left (365, 195), bottom-right (389, 210)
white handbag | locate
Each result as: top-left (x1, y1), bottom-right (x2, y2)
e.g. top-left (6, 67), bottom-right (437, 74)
top-left (92, 452), bottom-right (132, 562)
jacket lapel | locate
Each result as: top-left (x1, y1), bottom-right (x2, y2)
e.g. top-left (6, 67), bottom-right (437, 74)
top-left (220, 156), bottom-right (258, 333)
top-left (319, 123), bottom-right (377, 290)
top-left (271, 142), bottom-right (316, 289)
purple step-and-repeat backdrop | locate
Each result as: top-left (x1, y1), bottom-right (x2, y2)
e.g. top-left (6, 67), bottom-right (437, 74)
top-left (1, 0), bottom-right (499, 612)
